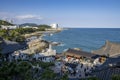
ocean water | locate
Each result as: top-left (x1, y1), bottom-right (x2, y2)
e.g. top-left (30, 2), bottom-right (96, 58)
top-left (43, 28), bottom-right (120, 53)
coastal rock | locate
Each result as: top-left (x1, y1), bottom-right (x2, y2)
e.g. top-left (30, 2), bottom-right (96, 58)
top-left (51, 42), bottom-right (61, 46)
top-left (28, 39), bottom-right (49, 53)
top-left (73, 48), bottom-right (82, 51)
top-left (24, 32), bottom-right (42, 38)
top-left (92, 40), bottom-right (120, 57)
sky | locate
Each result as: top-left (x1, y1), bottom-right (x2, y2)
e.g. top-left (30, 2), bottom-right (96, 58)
top-left (0, 0), bottom-right (120, 28)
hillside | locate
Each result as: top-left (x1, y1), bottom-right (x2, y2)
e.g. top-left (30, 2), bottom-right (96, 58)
top-left (0, 20), bottom-right (13, 26)
top-left (19, 23), bottom-right (38, 27)
top-left (92, 40), bottom-right (120, 57)
top-left (19, 23), bottom-right (51, 28)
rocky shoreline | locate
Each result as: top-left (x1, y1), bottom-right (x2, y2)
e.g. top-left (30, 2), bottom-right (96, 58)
top-left (0, 30), bottom-right (62, 55)
top-left (24, 30), bottom-right (61, 38)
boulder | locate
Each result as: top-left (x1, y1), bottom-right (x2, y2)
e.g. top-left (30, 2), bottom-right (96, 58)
top-left (28, 39), bottom-right (49, 53)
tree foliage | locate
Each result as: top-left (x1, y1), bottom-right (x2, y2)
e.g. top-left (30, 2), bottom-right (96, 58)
top-left (81, 77), bottom-right (99, 80)
top-left (37, 24), bottom-right (51, 28)
top-left (32, 61), bottom-right (55, 69)
top-left (40, 68), bottom-right (57, 80)
top-left (0, 28), bottom-right (39, 42)
top-left (60, 74), bottom-right (69, 80)
top-left (0, 61), bottom-right (32, 80)
top-left (0, 20), bottom-right (13, 26)
top-left (112, 74), bottom-right (120, 80)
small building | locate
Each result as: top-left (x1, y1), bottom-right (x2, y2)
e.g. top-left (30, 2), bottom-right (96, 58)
top-left (23, 26), bottom-right (38, 29)
top-left (9, 51), bottom-right (29, 61)
top-left (33, 53), bottom-right (55, 62)
top-left (41, 44), bottom-right (56, 56)
top-left (1, 25), bottom-right (19, 29)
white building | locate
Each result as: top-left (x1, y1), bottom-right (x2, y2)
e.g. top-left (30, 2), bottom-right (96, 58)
top-left (23, 26), bottom-right (38, 29)
top-left (46, 23), bottom-right (63, 31)
top-left (1, 25), bottom-right (19, 29)
top-left (50, 23), bottom-right (58, 29)
top-left (8, 50), bottom-right (29, 61)
top-left (33, 53), bottom-right (44, 60)
top-left (41, 44), bottom-right (56, 56)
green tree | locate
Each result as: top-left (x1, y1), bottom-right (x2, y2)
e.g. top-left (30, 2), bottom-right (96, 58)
top-left (0, 61), bottom-right (33, 80)
top-left (81, 77), bottom-right (99, 80)
top-left (60, 74), bottom-right (69, 80)
top-left (0, 20), bottom-right (13, 26)
top-left (41, 69), bottom-right (57, 80)
top-left (112, 75), bottom-right (120, 80)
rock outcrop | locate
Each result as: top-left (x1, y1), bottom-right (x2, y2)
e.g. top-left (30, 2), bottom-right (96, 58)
top-left (27, 39), bottom-right (49, 53)
top-left (92, 40), bottom-right (120, 57)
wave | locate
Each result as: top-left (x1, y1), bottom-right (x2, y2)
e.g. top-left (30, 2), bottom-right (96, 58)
top-left (58, 43), bottom-right (66, 46)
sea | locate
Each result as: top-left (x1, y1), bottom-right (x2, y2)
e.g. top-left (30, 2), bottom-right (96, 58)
top-left (43, 28), bottom-right (120, 53)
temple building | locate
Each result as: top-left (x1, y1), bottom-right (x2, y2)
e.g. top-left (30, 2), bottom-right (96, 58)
top-left (63, 48), bottom-right (106, 65)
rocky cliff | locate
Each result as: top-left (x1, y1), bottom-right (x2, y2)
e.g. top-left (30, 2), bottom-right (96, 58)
top-left (92, 40), bottom-right (120, 57)
top-left (28, 39), bottom-right (49, 53)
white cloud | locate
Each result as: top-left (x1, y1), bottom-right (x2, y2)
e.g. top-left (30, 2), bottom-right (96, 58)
top-left (15, 14), bottom-right (43, 20)
top-left (0, 12), bottom-right (44, 24)
top-left (0, 12), bottom-right (13, 20)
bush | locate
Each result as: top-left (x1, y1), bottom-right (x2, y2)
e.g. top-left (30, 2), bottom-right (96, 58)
top-left (112, 74), bottom-right (120, 80)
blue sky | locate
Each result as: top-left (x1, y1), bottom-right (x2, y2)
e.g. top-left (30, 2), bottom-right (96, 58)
top-left (0, 0), bottom-right (120, 28)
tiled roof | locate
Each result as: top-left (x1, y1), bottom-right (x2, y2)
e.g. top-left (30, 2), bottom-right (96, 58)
top-left (0, 40), bottom-right (26, 54)
top-left (65, 48), bottom-right (100, 59)
top-left (93, 67), bottom-right (120, 80)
